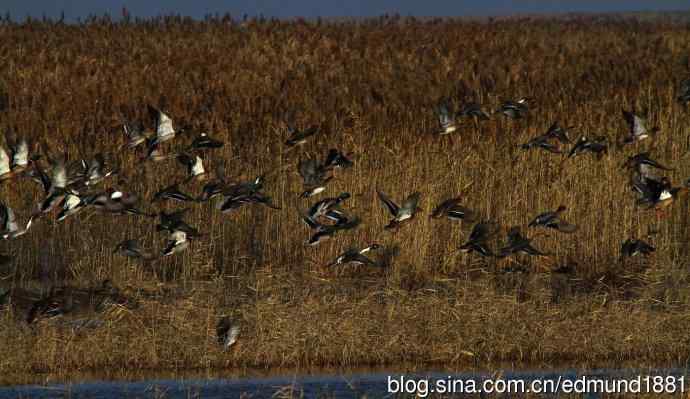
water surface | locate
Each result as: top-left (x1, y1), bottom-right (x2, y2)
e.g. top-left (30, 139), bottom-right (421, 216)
top-left (2, 365), bottom-right (688, 398)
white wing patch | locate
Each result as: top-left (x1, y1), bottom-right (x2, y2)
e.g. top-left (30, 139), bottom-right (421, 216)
top-left (0, 148), bottom-right (10, 175)
top-left (633, 115), bottom-right (648, 138)
top-left (12, 139), bottom-right (29, 167)
top-left (224, 325), bottom-right (240, 349)
top-left (51, 163), bottom-right (67, 189)
top-left (191, 156), bottom-right (205, 177)
top-left (63, 194), bottom-right (81, 210)
top-left (157, 110), bottom-right (175, 141)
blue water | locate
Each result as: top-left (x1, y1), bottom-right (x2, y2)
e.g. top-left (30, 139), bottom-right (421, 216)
top-left (1, 367), bottom-right (688, 398)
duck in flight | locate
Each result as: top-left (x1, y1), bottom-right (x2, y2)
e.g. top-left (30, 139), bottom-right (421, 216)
top-left (188, 132), bottom-right (224, 151)
top-left (152, 183), bottom-right (197, 203)
top-left (458, 102), bottom-right (491, 121)
top-left (459, 221), bottom-right (498, 257)
top-left (498, 227), bottom-right (549, 258)
top-left (623, 152), bottom-right (672, 182)
top-left (177, 153), bottom-right (206, 181)
top-left (497, 97), bottom-right (531, 119)
top-left (435, 99), bottom-right (458, 135)
top-left (520, 122), bottom-right (573, 154)
top-left (216, 316), bottom-right (241, 351)
top-left (306, 192), bottom-right (351, 223)
top-left (0, 133), bottom-right (35, 181)
top-left (323, 149), bottom-right (354, 170)
top-left (298, 158), bottom-right (332, 198)
top-left (285, 125), bottom-right (319, 147)
top-left (300, 208), bottom-right (360, 246)
top-left (148, 105), bottom-right (177, 146)
top-left (156, 208), bottom-right (201, 238)
top-left (122, 122), bottom-right (147, 148)
top-left (217, 176), bottom-right (280, 213)
top-left (0, 200), bottom-right (35, 240)
top-left (114, 239), bottom-right (156, 261)
top-left (431, 195), bottom-right (477, 222)
top-left (162, 229), bottom-right (189, 256)
top-left (621, 110), bottom-right (658, 145)
top-left (328, 244), bottom-right (382, 267)
top-left (621, 238), bottom-right (655, 258)
top-left (567, 135), bottom-right (608, 159)
top-left (377, 190), bottom-right (421, 230)
top-left (528, 206), bottom-right (577, 233)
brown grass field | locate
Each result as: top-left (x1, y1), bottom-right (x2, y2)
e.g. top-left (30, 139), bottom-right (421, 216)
top-left (2, 13), bottom-right (690, 384)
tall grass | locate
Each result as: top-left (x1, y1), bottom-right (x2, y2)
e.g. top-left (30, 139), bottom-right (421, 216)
top-left (1, 14), bottom-right (690, 380)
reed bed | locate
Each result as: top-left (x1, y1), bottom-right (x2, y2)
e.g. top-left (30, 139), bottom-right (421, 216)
top-left (1, 14), bottom-right (690, 381)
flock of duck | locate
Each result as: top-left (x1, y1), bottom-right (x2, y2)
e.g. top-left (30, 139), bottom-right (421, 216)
top-left (1, 79), bottom-right (690, 349)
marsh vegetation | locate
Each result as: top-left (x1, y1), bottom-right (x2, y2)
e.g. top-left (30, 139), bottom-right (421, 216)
top-left (1, 13), bottom-right (690, 382)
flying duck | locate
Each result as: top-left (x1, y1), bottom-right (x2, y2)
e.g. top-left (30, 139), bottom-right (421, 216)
top-left (528, 206), bottom-right (577, 233)
top-left (631, 175), bottom-right (687, 212)
top-left (217, 177), bottom-right (280, 213)
top-left (188, 132), bottom-right (224, 151)
top-left (323, 149), bottom-right (354, 170)
top-left (0, 147), bottom-right (16, 181)
top-left (498, 227), bottom-right (549, 257)
top-left (621, 110), bottom-right (658, 144)
top-left (328, 244), bottom-right (382, 267)
top-left (144, 138), bottom-right (174, 162)
top-left (458, 102), bottom-right (490, 121)
top-left (198, 164), bottom-right (228, 202)
top-left (430, 195), bottom-right (477, 222)
top-left (83, 154), bottom-right (116, 186)
top-left (0, 134), bottom-right (34, 180)
top-left (285, 125), bottom-right (319, 147)
top-left (92, 188), bottom-right (154, 217)
top-left (459, 221), bottom-right (498, 257)
top-left (298, 158), bottom-right (332, 198)
top-left (177, 153), bottom-right (206, 181)
top-left (26, 289), bottom-right (74, 324)
top-left (114, 239), bottom-right (155, 261)
top-left (152, 183), bottom-right (197, 203)
top-left (0, 201), bottom-right (34, 239)
top-left (156, 209), bottom-right (201, 238)
top-left (8, 135), bottom-right (31, 170)
top-left (216, 316), bottom-right (240, 351)
top-left (57, 192), bottom-right (94, 222)
top-left (306, 192), bottom-right (351, 222)
top-left (218, 192), bottom-right (280, 213)
top-left (621, 238), bottom-right (655, 258)
top-left (567, 135), bottom-right (608, 159)
top-left (123, 122), bottom-right (147, 148)
top-left (34, 154), bottom-right (69, 213)
top-left (544, 122), bottom-right (572, 144)
top-left (162, 229), bottom-right (189, 256)
top-left (521, 134), bottom-right (561, 154)
top-left (497, 97), bottom-right (531, 119)
top-left (623, 152), bottom-right (672, 181)
top-left (300, 210), bottom-right (360, 246)
top-left (148, 105), bottom-right (177, 146)
top-left (377, 190), bottom-right (421, 230)
top-left (435, 100), bottom-right (458, 134)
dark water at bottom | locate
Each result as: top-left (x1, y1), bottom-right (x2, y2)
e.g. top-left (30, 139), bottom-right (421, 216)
top-left (2, 366), bottom-right (688, 398)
